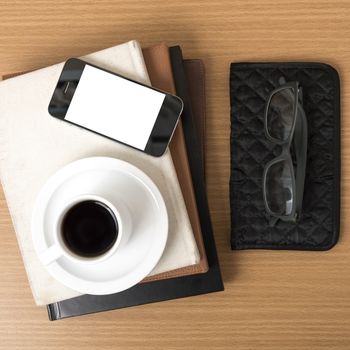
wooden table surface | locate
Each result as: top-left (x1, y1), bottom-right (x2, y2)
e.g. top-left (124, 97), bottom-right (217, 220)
top-left (1, 1), bottom-right (349, 349)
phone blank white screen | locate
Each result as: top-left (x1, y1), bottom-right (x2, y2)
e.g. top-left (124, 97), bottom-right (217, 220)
top-left (65, 65), bottom-right (166, 150)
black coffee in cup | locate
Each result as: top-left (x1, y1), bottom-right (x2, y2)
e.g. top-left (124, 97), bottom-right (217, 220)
top-left (62, 200), bottom-right (118, 257)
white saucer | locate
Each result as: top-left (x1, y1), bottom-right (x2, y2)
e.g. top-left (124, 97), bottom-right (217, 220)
top-left (31, 157), bottom-right (168, 295)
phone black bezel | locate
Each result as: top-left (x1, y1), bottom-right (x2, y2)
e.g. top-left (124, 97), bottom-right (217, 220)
top-left (48, 58), bottom-right (183, 157)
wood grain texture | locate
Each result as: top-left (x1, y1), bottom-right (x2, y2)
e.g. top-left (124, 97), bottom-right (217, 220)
top-left (0, 0), bottom-right (349, 349)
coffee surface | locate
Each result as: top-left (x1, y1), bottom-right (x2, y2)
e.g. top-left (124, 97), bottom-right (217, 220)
top-left (62, 200), bottom-right (118, 257)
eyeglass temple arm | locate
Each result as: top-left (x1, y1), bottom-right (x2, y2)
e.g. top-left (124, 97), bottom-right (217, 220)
top-left (298, 86), bottom-right (304, 103)
top-left (279, 78), bottom-right (307, 218)
top-left (293, 103), bottom-right (308, 218)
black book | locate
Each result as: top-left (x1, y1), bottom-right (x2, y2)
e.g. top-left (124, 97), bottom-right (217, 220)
top-left (47, 46), bottom-right (224, 320)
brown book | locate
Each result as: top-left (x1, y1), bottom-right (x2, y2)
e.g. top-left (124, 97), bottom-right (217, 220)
top-left (142, 44), bottom-right (208, 281)
top-left (2, 45), bottom-right (209, 282)
top-left (183, 59), bottom-right (206, 179)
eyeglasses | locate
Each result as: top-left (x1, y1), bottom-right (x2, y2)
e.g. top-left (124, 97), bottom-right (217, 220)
top-left (262, 77), bottom-right (308, 226)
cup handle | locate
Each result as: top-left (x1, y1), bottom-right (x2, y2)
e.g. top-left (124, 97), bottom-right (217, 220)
top-left (39, 245), bottom-right (63, 266)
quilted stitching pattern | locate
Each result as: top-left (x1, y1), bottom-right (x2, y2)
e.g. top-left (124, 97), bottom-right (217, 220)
top-left (230, 63), bottom-right (340, 250)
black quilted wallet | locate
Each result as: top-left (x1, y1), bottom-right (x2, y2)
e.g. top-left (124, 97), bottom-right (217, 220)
top-left (230, 63), bottom-right (340, 250)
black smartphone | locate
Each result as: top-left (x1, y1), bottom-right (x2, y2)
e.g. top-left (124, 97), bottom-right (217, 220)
top-left (48, 58), bottom-right (183, 157)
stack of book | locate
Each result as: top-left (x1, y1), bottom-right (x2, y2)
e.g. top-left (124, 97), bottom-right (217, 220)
top-left (0, 40), bottom-right (223, 320)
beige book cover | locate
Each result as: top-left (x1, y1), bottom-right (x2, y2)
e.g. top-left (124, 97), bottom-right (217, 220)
top-left (0, 40), bottom-right (199, 305)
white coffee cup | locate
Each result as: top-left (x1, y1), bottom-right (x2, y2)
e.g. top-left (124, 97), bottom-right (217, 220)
top-left (39, 194), bottom-right (132, 266)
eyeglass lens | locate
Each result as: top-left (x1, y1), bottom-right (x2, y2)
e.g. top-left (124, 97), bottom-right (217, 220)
top-left (265, 159), bottom-right (294, 216)
top-left (266, 87), bottom-right (296, 142)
